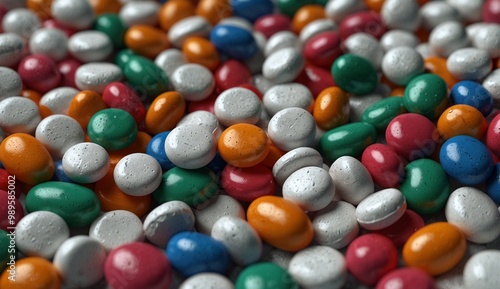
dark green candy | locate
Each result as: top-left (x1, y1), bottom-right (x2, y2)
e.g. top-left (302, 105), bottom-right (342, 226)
top-left (87, 108), bottom-right (138, 151)
top-left (93, 13), bottom-right (126, 49)
top-left (0, 229), bottom-right (16, 271)
top-left (123, 55), bottom-right (170, 99)
top-left (235, 262), bottom-right (299, 289)
top-left (331, 54), bottom-right (378, 95)
top-left (115, 48), bottom-right (137, 70)
top-left (403, 73), bottom-right (449, 120)
top-left (276, 0), bottom-right (315, 17)
top-left (361, 97), bottom-right (406, 132)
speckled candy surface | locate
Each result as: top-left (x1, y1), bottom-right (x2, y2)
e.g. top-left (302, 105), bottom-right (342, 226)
top-left (89, 210), bottom-right (145, 251)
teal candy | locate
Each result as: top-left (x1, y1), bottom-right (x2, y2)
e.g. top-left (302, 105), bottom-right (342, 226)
top-left (331, 54), bottom-right (378, 95)
top-left (403, 73), bottom-right (449, 120)
top-left (123, 55), bottom-right (169, 99)
top-left (0, 229), bottom-right (16, 271)
top-left (115, 48), bottom-right (137, 70)
top-left (361, 97), bottom-right (406, 132)
top-left (235, 262), bottom-right (299, 289)
top-left (87, 108), bottom-right (138, 151)
top-left (93, 13), bottom-right (126, 49)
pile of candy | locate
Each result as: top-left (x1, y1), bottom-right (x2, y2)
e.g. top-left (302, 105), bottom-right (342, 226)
top-left (1, 0), bottom-right (500, 288)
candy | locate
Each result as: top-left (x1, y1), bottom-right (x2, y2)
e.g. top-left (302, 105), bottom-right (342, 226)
top-left (446, 47), bottom-right (492, 81)
top-left (62, 142), bottom-right (109, 183)
top-left (437, 104), bottom-right (488, 140)
top-left (218, 123), bottom-right (269, 167)
top-left (463, 250), bottom-right (500, 289)
top-left (29, 27), bottom-right (68, 61)
top-left (168, 16), bottom-right (212, 48)
top-left (67, 90), bottom-right (107, 129)
top-left (331, 54), bottom-right (378, 95)
top-left (376, 268), bottom-right (436, 289)
top-left (87, 108), bottom-right (138, 151)
top-left (180, 273), bottom-right (234, 289)
top-left (18, 54), bottom-right (61, 93)
top-left (160, 0), bottom-right (195, 31)
top-left (429, 21), bottom-right (469, 57)
top-left (450, 80), bottom-right (494, 116)
top-left (89, 210), bottom-right (144, 251)
top-left (361, 143), bottom-right (405, 188)
top-left (382, 46), bottom-right (424, 86)
top-left (51, 0), bottom-right (94, 30)
top-left (119, 0), bottom-right (160, 27)
top-left (381, 0), bottom-right (420, 31)
top-left (235, 262), bottom-right (298, 289)
top-left (195, 195), bottom-right (245, 234)
top-left (268, 107), bottom-right (316, 151)
top-left (372, 209), bottom-right (425, 248)
top-left (222, 164), bottom-right (275, 202)
top-left (0, 96), bottom-right (41, 135)
top-left (0, 67), bottom-right (21, 101)
top-left (68, 31), bottom-right (113, 63)
top-left (74, 62), bottom-right (123, 93)
top-left (93, 13), bottom-right (126, 49)
top-left (122, 54), bottom-right (170, 99)
top-left (320, 122), bottom-right (378, 161)
top-left (339, 11), bottom-right (386, 40)
top-left (421, 2), bottom-right (461, 30)
top-left (380, 29), bottom-right (420, 50)
top-left (329, 156), bottom-right (374, 205)
top-left (0, 189), bottom-right (23, 230)
top-left (263, 83), bottom-right (313, 116)
top-left (0, 33), bottom-right (25, 67)
top-left (214, 87), bottom-right (261, 126)
top-left (403, 74), bottom-right (448, 120)
top-left (263, 47), bottom-right (304, 84)
top-left (102, 81), bottom-right (146, 124)
top-left (355, 188), bottom-right (406, 230)
top-left (253, 13), bottom-right (292, 39)
top-left (0, 257), bottom-right (61, 289)
top-left (312, 201), bottom-right (359, 249)
top-left (264, 31), bottom-right (297, 57)
top-left (125, 25), bottom-right (169, 59)
top-left (39, 87), bottom-right (78, 116)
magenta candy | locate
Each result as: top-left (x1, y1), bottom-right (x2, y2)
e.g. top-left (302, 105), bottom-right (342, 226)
top-left (295, 64), bottom-right (336, 98)
top-left (221, 164), bottom-right (276, 202)
top-left (0, 189), bottom-right (24, 230)
top-left (18, 54), bottom-right (61, 93)
top-left (346, 234), bottom-right (398, 286)
top-left (483, 0), bottom-right (500, 23)
top-left (361, 143), bottom-right (405, 188)
top-left (339, 11), bottom-right (387, 40)
top-left (43, 19), bottom-right (77, 37)
top-left (105, 242), bottom-right (172, 289)
top-left (385, 113), bottom-right (440, 161)
top-left (57, 58), bottom-right (82, 88)
top-left (102, 82), bottom-right (146, 124)
top-left (376, 267), bottom-right (437, 289)
top-left (215, 60), bottom-right (253, 93)
top-left (253, 13), bottom-right (292, 39)
top-left (486, 112), bottom-right (500, 157)
top-left (371, 210), bottom-right (425, 248)
top-left (303, 31), bottom-right (342, 69)
top-left (0, 5), bottom-right (7, 33)
top-left (187, 91), bottom-right (217, 114)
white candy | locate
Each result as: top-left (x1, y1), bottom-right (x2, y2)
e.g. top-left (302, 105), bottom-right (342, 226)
top-left (312, 201), bottom-right (359, 249)
top-left (260, 244), bottom-right (294, 269)
top-left (464, 250), bottom-right (500, 289)
top-left (283, 166), bottom-right (335, 212)
top-left (219, 17), bottom-right (253, 31)
top-left (263, 47), bottom-right (304, 84)
top-left (214, 87), bottom-right (262, 126)
top-left (325, 0), bottom-right (365, 23)
top-left (171, 63), bottom-right (215, 101)
top-left (355, 188), bottom-right (406, 230)
top-left (445, 187), bottom-right (500, 244)
top-left (53, 236), bottom-right (106, 288)
top-left (68, 31), bottom-right (113, 63)
top-left (155, 48), bottom-right (188, 78)
top-left (35, 114), bottom-right (84, 159)
top-left (420, 1), bottom-right (461, 30)
top-left (51, 0), bottom-right (94, 30)
top-left (119, 0), bottom-right (160, 27)
top-left (343, 33), bottom-right (384, 70)
top-left (143, 201), bottom-right (195, 248)
top-left (273, 147), bottom-right (323, 186)
top-left (114, 153), bottom-right (162, 196)
top-left (165, 123), bottom-right (217, 169)
top-left (349, 93), bottom-right (383, 122)
top-left (89, 210), bottom-right (144, 252)
top-left (180, 273), bottom-right (234, 289)
top-left (288, 246), bottom-right (347, 289)
top-left (446, 0), bottom-right (483, 23)
top-left (195, 195), bottom-right (245, 235)
top-left (265, 31), bottom-right (299, 57)
top-left (253, 74), bottom-right (277, 94)
top-left (263, 83), bottom-right (313, 116)
top-left (0, 96), bottom-right (40, 134)
top-left (0, 67), bottom-right (21, 101)
top-left (382, 46), bottom-right (424, 86)
top-left (429, 21), bottom-right (469, 58)
top-left (416, 43), bottom-right (435, 59)
top-left (177, 110), bottom-right (221, 140)
top-left (15, 211), bottom-right (70, 259)
top-left (329, 156), bottom-right (374, 205)
top-left (2, 8), bottom-right (40, 39)
top-left (447, 48), bottom-right (492, 81)
top-left (62, 142), bottom-right (110, 183)
top-left (483, 69), bottom-right (500, 108)
top-left (39, 87), bottom-right (78, 115)
top-left (299, 19), bottom-right (337, 44)
top-left (75, 63), bottom-right (123, 93)
top-left (471, 24), bottom-right (500, 59)
top-left (0, 33), bottom-right (26, 67)
top-left (168, 16), bottom-right (212, 48)
top-left (267, 107), bottom-right (316, 151)
top-left (211, 216), bottom-right (262, 266)
top-left (381, 0), bottom-right (421, 31)
top-left (29, 28), bottom-right (68, 61)
top-left (380, 30), bottom-right (419, 51)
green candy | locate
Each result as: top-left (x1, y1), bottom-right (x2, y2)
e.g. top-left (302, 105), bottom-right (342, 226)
top-left (331, 54), bottom-right (378, 95)
top-left (115, 48), bottom-right (137, 70)
top-left (93, 13), bottom-right (126, 49)
top-left (361, 97), bottom-right (406, 132)
top-left (276, 0), bottom-right (314, 17)
top-left (26, 181), bottom-right (101, 227)
top-left (0, 229), bottom-right (16, 272)
top-left (403, 73), bottom-right (449, 120)
top-left (123, 55), bottom-right (169, 99)
top-left (319, 122), bottom-right (378, 162)
top-left (153, 167), bottom-right (218, 207)
top-left (88, 108), bottom-right (138, 151)
top-left (400, 158), bottom-right (451, 215)
top-left (235, 262), bottom-right (299, 289)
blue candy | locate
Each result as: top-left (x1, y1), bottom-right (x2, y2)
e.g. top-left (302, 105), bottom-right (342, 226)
top-left (231, 0), bottom-right (274, 22)
top-left (439, 135), bottom-right (494, 185)
top-left (54, 160), bottom-right (73, 183)
top-left (166, 231), bottom-right (230, 277)
top-left (207, 151), bottom-right (227, 174)
top-left (450, 80), bottom-right (494, 117)
top-left (146, 131), bottom-right (175, 171)
top-left (487, 163), bottom-right (500, 204)
top-left (210, 24), bottom-right (258, 60)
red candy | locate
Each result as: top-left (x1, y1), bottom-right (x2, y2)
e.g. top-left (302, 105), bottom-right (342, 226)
top-left (187, 91), bottom-right (217, 114)
top-left (295, 64), bottom-right (336, 98)
top-left (361, 143), bottom-right (405, 188)
top-left (339, 11), bottom-right (387, 40)
top-left (371, 210), bottom-right (425, 248)
top-left (483, 0), bottom-right (500, 23)
top-left (221, 164), bottom-right (276, 202)
top-left (486, 112), bottom-right (500, 157)
top-left (303, 31), bottom-right (342, 69)
top-left (18, 54), bottom-right (61, 93)
top-left (346, 234), bottom-right (398, 286)
top-left (102, 82), bottom-right (147, 124)
top-left (254, 14), bottom-right (292, 39)
top-left (376, 268), bottom-right (437, 289)
top-left (0, 189), bottom-right (24, 230)
top-left (215, 60), bottom-right (253, 92)
top-left (43, 19), bottom-right (77, 37)
top-left (57, 58), bottom-right (82, 88)
top-left (0, 169), bottom-right (22, 198)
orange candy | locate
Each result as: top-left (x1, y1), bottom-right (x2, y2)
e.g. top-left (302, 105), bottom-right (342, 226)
top-left (437, 104), bottom-right (488, 140)
top-left (425, 57), bottom-right (458, 88)
top-left (159, 0), bottom-right (196, 31)
top-left (88, 0), bottom-right (122, 15)
top-left (0, 257), bottom-right (61, 289)
top-left (365, 0), bottom-right (384, 12)
top-left (21, 89), bottom-right (42, 105)
top-left (125, 25), bottom-right (170, 59)
top-left (145, 91), bottom-right (186, 135)
top-left (260, 141), bottom-right (286, 169)
top-left (196, 0), bottom-right (232, 26)
top-left (497, 57), bottom-right (500, 68)
top-left (247, 196), bottom-right (314, 252)
top-left (389, 87), bottom-right (405, 97)
top-left (218, 123), bottom-right (270, 168)
top-left (182, 36), bottom-right (220, 71)
top-left (67, 90), bottom-right (107, 129)
top-left (0, 133), bottom-right (54, 185)
top-left (403, 222), bottom-right (466, 276)
top-left (313, 87), bottom-right (350, 130)
top-left (292, 4), bottom-right (326, 34)
top-left (26, 0), bottom-right (53, 20)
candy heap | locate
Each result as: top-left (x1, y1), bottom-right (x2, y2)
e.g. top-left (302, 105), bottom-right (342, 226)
top-left (0, 0), bottom-right (500, 288)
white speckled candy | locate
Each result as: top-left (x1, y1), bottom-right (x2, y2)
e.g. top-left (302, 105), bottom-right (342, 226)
top-left (263, 47), bottom-right (304, 84)
top-left (168, 16), bottom-right (212, 48)
top-left (219, 17), bottom-right (253, 31)
top-left (177, 110), bottom-right (221, 140)
top-left (445, 187), bottom-right (500, 244)
top-left (0, 33), bottom-right (26, 67)
top-left (483, 69), bottom-right (500, 107)
top-left (273, 147), bottom-right (323, 186)
top-left (75, 63), bottom-right (123, 93)
top-left (471, 24), bottom-right (500, 59)
top-left (39, 87), bottom-right (78, 115)
top-left (89, 210), bottom-right (144, 252)
top-left (288, 246), bottom-right (347, 289)
top-left (114, 153), bottom-right (162, 196)
top-left (62, 142), bottom-right (110, 183)
top-left (119, 1), bottom-right (160, 27)
top-left (343, 33), bottom-right (384, 71)
top-left (155, 48), bottom-right (188, 78)
top-left (51, 0), bottom-right (94, 30)
top-left (329, 156), bottom-right (374, 205)
top-left (447, 48), bottom-right (492, 81)
top-left (447, 0), bottom-right (483, 23)
top-left (0, 96), bottom-right (40, 134)
top-left (171, 63), bottom-right (215, 102)
top-left (180, 273), bottom-right (234, 289)
top-left (29, 28), bottom-right (68, 61)
top-left (355, 188), bottom-right (407, 230)
top-left (143, 200), bottom-right (195, 248)
top-left (349, 93), bottom-right (383, 122)
top-left (263, 83), bottom-right (313, 116)
top-left (429, 21), bottom-right (469, 58)
top-left (325, 0), bottom-right (365, 23)
top-left (416, 43), bottom-right (435, 59)
top-left (15, 211), bottom-right (70, 259)
top-left (211, 216), bottom-right (262, 266)
top-left (0, 67), bottom-right (21, 101)
top-left (2, 8), bottom-right (40, 39)
top-left (68, 31), bottom-right (113, 63)
top-left (299, 19), bottom-right (337, 44)
top-left (264, 31), bottom-right (299, 57)
top-left (283, 166), bottom-right (335, 212)
top-left (35, 114), bottom-right (84, 159)
top-left (313, 201), bottom-right (359, 249)
top-left (464, 250), bottom-right (500, 289)
top-left (420, 1), bottom-right (461, 30)
top-left (165, 123), bottom-right (217, 169)
top-left (268, 107), bottom-right (316, 151)
top-left (195, 195), bottom-right (245, 235)
top-left (380, 30), bottom-right (419, 51)
top-left (214, 87), bottom-right (262, 127)
top-left (382, 46), bottom-right (424, 86)
top-left (53, 236), bottom-right (107, 288)
top-left (381, 0), bottom-right (421, 31)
